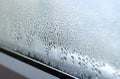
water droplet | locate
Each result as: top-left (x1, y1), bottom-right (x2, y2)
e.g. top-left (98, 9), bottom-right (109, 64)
top-left (78, 62), bottom-right (82, 66)
top-left (78, 57), bottom-right (81, 60)
top-left (71, 55), bottom-right (74, 59)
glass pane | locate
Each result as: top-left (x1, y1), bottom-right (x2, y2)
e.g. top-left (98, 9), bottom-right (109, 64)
top-left (0, 0), bottom-right (120, 79)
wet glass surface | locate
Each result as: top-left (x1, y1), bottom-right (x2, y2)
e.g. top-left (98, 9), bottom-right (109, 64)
top-left (0, 0), bottom-right (120, 79)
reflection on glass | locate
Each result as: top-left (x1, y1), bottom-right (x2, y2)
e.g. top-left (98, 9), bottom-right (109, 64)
top-left (0, 0), bottom-right (120, 79)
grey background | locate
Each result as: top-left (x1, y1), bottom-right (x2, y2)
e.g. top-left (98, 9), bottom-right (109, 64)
top-left (0, 52), bottom-right (59, 79)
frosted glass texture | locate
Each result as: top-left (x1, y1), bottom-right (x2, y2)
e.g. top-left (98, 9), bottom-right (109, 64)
top-left (0, 0), bottom-right (120, 79)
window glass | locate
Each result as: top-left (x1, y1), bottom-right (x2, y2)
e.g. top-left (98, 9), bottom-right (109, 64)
top-left (0, 0), bottom-right (120, 79)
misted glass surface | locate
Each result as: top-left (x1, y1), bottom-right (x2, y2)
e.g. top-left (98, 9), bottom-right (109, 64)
top-left (0, 0), bottom-right (120, 79)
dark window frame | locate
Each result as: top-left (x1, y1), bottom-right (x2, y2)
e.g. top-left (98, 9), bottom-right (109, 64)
top-left (0, 46), bottom-right (77, 79)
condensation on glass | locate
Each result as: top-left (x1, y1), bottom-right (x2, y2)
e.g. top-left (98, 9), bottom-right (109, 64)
top-left (0, 0), bottom-right (120, 79)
